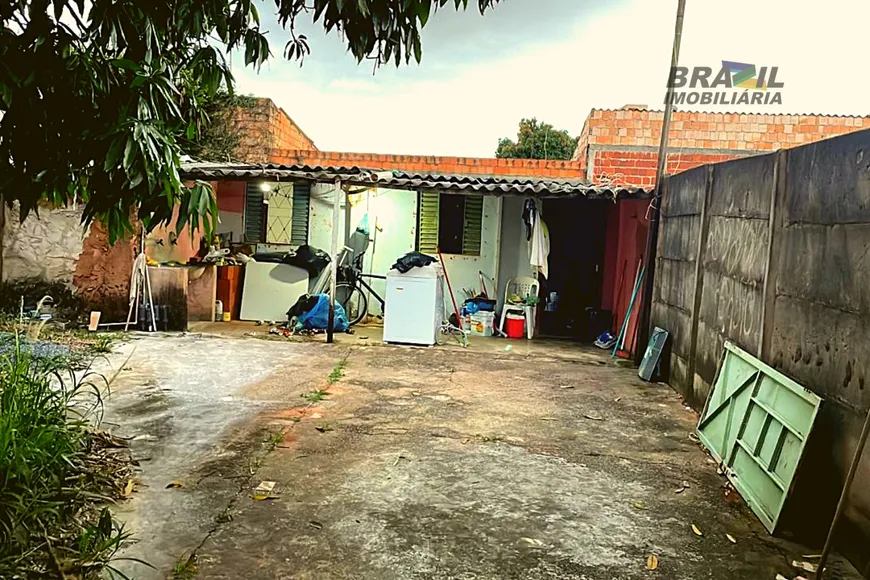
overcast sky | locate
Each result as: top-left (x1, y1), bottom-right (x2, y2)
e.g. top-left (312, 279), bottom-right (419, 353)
top-left (231, 0), bottom-right (870, 157)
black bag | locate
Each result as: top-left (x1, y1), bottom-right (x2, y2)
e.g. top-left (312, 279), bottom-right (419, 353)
top-left (391, 251), bottom-right (437, 274)
top-left (286, 294), bottom-right (320, 321)
top-left (281, 245), bottom-right (331, 277)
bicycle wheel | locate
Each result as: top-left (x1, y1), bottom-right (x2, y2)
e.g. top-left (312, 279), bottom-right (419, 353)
top-left (335, 282), bottom-right (368, 326)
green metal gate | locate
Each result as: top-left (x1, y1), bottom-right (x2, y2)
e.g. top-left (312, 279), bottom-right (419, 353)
top-left (697, 341), bottom-right (822, 533)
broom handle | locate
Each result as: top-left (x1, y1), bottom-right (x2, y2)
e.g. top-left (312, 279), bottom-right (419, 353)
top-left (437, 247), bottom-right (463, 330)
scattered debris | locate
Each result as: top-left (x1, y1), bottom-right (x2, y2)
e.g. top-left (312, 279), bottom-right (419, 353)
top-left (253, 481), bottom-right (278, 501)
top-left (675, 481), bottom-right (690, 494)
top-left (308, 520), bottom-right (323, 531)
top-left (559, 385), bottom-right (575, 389)
top-left (521, 538), bottom-right (544, 547)
top-left (583, 412), bottom-right (605, 421)
top-left (792, 560), bottom-right (818, 574)
top-left (166, 480), bottom-right (184, 489)
top-left (123, 479), bottom-right (135, 496)
top-left (358, 336), bottom-right (369, 340)
top-left (726, 534), bottom-right (737, 544)
top-left (614, 396), bottom-right (622, 403)
top-left (254, 481), bottom-right (276, 494)
top-left (646, 554), bottom-right (659, 570)
top-left (776, 575), bottom-right (789, 580)
top-left (314, 424), bottom-right (333, 433)
top-left (392, 454), bottom-right (407, 467)
top-left (691, 524), bottom-right (704, 537)
top-left (631, 501), bottom-right (648, 510)
top-left (504, 345), bottom-right (512, 352)
top-left (688, 432), bottom-right (701, 443)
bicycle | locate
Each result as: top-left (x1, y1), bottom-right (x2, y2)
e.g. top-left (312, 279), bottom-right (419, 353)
top-left (312, 245), bottom-right (385, 327)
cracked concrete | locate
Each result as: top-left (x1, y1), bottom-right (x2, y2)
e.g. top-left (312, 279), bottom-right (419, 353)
top-left (97, 334), bottom-right (857, 579)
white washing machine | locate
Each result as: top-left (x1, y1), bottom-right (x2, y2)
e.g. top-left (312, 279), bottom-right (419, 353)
top-left (383, 264), bottom-right (444, 346)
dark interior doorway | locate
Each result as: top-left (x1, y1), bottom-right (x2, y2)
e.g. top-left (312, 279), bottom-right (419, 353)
top-left (539, 198), bottom-right (609, 340)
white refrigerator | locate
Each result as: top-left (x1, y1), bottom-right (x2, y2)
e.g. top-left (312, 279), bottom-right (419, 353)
top-left (383, 264), bottom-right (444, 346)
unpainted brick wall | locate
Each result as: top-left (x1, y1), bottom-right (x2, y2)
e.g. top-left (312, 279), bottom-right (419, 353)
top-left (269, 150), bottom-right (588, 180)
top-left (233, 98), bottom-right (317, 163)
top-left (573, 108), bottom-right (870, 186)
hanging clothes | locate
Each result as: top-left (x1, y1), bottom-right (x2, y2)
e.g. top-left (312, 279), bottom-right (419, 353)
top-left (529, 203), bottom-right (550, 280)
top-left (522, 198), bottom-right (537, 241)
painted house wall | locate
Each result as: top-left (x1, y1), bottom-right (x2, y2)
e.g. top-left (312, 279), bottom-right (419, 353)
top-left (307, 182), bottom-right (347, 254)
top-left (215, 181), bottom-right (246, 243)
top-left (495, 197), bottom-right (535, 311)
top-left (337, 188), bottom-right (501, 317)
top-left (344, 188), bottom-right (417, 316)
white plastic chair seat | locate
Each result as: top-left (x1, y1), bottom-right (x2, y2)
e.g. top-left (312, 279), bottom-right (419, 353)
top-left (499, 276), bottom-right (540, 339)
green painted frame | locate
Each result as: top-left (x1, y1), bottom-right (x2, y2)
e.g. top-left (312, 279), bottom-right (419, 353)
top-left (697, 341), bottom-right (822, 533)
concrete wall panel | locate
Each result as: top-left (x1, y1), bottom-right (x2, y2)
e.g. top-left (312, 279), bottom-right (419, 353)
top-left (709, 153), bottom-right (775, 219)
top-left (785, 131), bottom-right (870, 225)
top-left (704, 216), bottom-right (769, 284)
top-left (778, 223), bottom-right (870, 314)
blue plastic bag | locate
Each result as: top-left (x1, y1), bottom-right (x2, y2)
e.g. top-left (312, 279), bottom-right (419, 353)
top-left (296, 294), bottom-right (349, 332)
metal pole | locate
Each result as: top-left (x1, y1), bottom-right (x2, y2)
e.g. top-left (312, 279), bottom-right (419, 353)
top-left (635, 0), bottom-right (687, 363)
top-left (327, 178), bottom-right (342, 343)
top-left (816, 405), bottom-right (870, 579)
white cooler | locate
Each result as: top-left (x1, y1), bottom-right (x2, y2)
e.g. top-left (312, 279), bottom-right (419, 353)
top-left (383, 264), bottom-right (444, 346)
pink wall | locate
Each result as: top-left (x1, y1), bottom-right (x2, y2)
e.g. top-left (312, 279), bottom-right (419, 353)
top-left (216, 181), bottom-right (246, 213)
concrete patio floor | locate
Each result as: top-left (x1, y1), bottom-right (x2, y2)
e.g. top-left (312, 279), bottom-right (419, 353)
top-left (98, 333), bottom-right (857, 580)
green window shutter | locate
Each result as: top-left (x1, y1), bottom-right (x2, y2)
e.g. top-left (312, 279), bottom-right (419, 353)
top-left (417, 191), bottom-right (440, 253)
top-left (462, 195), bottom-right (483, 256)
top-left (291, 182), bottom-right (310, 246)
top-left (244, 182), bottom-right (265, 243)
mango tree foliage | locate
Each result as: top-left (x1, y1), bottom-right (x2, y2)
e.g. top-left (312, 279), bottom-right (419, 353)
top-left (496, 118), bottom-right (577, 161)
top-left (0, 0), bottom-right (500, 242)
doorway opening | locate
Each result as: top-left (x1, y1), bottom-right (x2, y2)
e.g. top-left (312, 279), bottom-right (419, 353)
top-left (538, 198), bottom-right (611, 341)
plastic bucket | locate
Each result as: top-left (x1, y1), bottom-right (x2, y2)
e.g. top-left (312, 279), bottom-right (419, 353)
top-left (505, 313), bottom-right (525, 339)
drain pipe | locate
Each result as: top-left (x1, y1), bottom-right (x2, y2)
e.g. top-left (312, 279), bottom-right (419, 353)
top-left (635, 0), bottom-right (686, 363)
top-left (327, 178), bottom-right (342, 344)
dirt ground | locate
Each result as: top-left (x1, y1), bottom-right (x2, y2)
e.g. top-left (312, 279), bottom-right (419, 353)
top-left (99, 333), bottom-right (856, 580)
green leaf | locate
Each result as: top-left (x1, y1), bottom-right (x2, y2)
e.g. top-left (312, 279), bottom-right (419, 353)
top-left (412, 32), bottom-right (421, 63)
top-left (417, 1), bottom-right (432, 25)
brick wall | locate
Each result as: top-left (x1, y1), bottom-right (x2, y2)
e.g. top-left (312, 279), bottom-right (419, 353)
top-left (575, 108), bottom-right (870, 187)
top-left (270, 149), bottom-right (588, 180)
top-left (591, 149), bottom-right (740, 189)
top-left (233, 98), bottom-right (317, 163)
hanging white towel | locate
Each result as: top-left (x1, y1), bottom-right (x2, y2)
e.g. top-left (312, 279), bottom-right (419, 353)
top-left (529, 212), bottom-right (550, 280)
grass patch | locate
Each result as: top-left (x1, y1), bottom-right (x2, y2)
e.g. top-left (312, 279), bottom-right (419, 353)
top-left (327, 359), bottom-right (346, 385)
top-left (172, 553), bottom-right (198, 579)
top-left (301, 389), bottom-right (328, 403)
top-left (0, 327), bottom-right (136, 578)
top-left (89, 333), bottom-right (114, 354)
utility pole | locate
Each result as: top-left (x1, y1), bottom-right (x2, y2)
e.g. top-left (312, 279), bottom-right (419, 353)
top-left (635, 0), bottom-right (687, 362)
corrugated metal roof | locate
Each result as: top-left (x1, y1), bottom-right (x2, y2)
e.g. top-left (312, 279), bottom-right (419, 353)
top-left (180, 162), bottom-right (649, 199)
